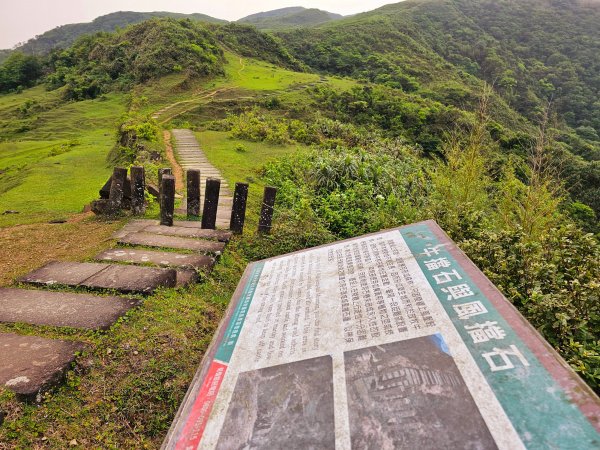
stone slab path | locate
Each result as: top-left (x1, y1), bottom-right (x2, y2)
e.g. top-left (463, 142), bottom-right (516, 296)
top-left (1, 133), bottom-right (236, 399)
top-left (118, 232), bottom-right (226, 254)
top-left (19, 261), bottom-right (177, 294)
top-left (171, 129), bottom-right (232, 228)
top-left (96, 248), bottom-right (215, 270)
top-left (0, 333), bottom-right (85, 400)
top-left (0, 288), bottom-right (140, 330)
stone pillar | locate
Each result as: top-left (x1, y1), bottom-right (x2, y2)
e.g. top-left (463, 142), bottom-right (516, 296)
top-left (108, 167), bottom-right (128, 213)
top-left (158, 168), bottom-right (172, 198)
top-left (201, 178), bottom-right (221, 230)
top-left (160, 174), bottom-right (175, 226)
top-left (130, 166), bottom-right (145, 215)
top-left (258, 186), bottom-right (277, 233)
top-left (187, 169), bottom-right (201, 217)
top-left (230, 182), bottom-right (249, 234)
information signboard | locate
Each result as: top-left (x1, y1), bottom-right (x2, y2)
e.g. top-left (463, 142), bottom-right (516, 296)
top-left (162, 220), bottom-right (600, 449)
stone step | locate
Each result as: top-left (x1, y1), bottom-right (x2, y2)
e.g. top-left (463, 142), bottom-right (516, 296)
top-left (0, 288), bottom-right (140, 330)
top-left (176, 269), bottom-right (198, 288)
top-left (173, 220), bottom-right (230, 229)
top-left (112, 220), bottom-right (153, 239)
top-left (142, 225), bottom-right (232, 241)
top-left (119, 232), bottom-right (226, 253)
top-left (182, 166), bottom-right (213, 170)
top-left (0, 332), bottom-right (85, 400)
top-left (189, 173), bottom-right (222, 176)
top-left (96, 248), bottom-right (215, 269)
top-left (19, 261), bottom-right (177, 295)
top-left (112, 220), bottom-right (233, 240)
top-left (185, 172), bottom-right (222, 176)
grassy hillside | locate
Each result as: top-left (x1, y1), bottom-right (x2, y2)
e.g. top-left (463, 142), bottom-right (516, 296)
top-left (0, 86), bottom-right (127, 226)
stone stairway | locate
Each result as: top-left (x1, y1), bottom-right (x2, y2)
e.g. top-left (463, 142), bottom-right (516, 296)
top-left (171, 129), bottom-right (232, 228)
top-left (0, 218), bottom-right (232, 401)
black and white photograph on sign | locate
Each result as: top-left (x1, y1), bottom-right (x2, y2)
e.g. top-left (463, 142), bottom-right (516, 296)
top-left (344, 334), bottom-right (497, 449)
top-left (215, 355), bottom-right (335, 450)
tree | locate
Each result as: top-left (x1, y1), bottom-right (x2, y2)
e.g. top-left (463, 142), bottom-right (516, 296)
top-left (0, 52), bottom-right (42, 92)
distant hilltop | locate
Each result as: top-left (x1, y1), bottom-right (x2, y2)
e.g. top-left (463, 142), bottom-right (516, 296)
top-left (238, 6), bottom-right (343, 29)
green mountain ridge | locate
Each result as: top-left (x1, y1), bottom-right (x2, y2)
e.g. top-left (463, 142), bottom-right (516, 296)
top-left (0, 7), bottom-right (343, 61)
top-left (0, 11), bottom-right (226, 60)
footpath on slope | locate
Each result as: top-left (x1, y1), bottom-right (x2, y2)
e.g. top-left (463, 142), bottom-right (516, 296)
top-left (171, 129), bottom-right (232, 229)
top-left (0, 131), bottom-right (236, 401)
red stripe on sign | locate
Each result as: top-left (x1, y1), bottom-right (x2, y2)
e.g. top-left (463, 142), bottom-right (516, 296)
top-left (175, 361), bottom-right (227, 450)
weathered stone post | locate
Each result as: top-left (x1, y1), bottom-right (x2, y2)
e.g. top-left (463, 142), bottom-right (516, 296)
top-left (201, 178), bottom-right (221, 230)
top-left (160, 175), bottom-right (175, 226)
top-left (187, 169), bottom-right (201, 217)
top-left (108, 167), bottom-right (128, 213)
top-left (158, 168), bottom-right (172, 198)
top-left (230, 182), bottom-right (249, 234)
top-left (258, 186), bottom-right (277, 233)
top-left (130, 166), bottom-right (145, 215)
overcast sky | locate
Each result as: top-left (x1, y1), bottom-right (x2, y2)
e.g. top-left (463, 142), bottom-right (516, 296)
top-left (0, 0), bottom-right (396, 49)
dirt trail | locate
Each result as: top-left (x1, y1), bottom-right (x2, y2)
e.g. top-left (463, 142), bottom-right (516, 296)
top-left (153, 87), bottom-right (234, 125)
top-left (163, 129), bottom-right (184, 192)
top-left (237, 56), bottom-right (245, 76)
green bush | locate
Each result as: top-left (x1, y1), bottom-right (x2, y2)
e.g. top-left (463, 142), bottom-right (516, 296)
top-left (462, 225), bottom-right (600, 390)
top-left (0, 52), bottom-right (42, 92)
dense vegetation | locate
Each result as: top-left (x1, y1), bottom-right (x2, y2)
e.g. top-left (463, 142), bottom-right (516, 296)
top-left (0, 19), bottom-right (225, 100)
top-left (277, 0), bottom-right (600, 214)
top-left (0, 11), bottom-right (225, 61)
top-left (48, 19), bottom-right (225, 100)
top-left (208, 23), bottom-right (305, 71)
